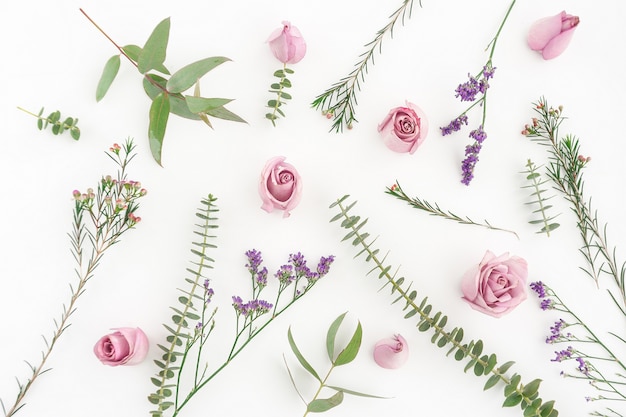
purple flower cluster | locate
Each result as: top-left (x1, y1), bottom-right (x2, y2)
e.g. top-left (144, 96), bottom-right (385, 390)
top-left (245, 249), bottom-right (263, 275)
top-left (551, 346), bottom-right (574, 362)
top-left (461, 126), bottom-right (487, 185)
top-left (275, 264), bottom-right (295, 284)
top-left (453, 65), bottom-right (496, 102)
top-left (529, 281), bottom-right (554, 310)
top-left (576, 357), bottom-right (589, 375)
top-left (232, 296), bottom-right (273, 317)
top-left (440, 115), bottom-right (468, 136)
top-left (546, 319), bottom-right (570, 344)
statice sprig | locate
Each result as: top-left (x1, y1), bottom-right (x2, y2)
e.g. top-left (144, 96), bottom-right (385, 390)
top-left (523, 98), bottom-right (626, 317)
top-left (1, 139), bottom-right (145, 417)
top-left (329, 195), bottom-right (558, 417)
top-left (440, 0), bottom-right (516, 185)
top-left (18, 106), bottom-right (81, 140)
top-left (148, 206), bottom-right (336, 417)
top-left (285, 312), bottom-right (385, 415)
top-left (311, 0), bottom-right (420, 132)
top-left (385, 182), bottom-right (518, 238)
top-left (530, 281), bottom-right (626, 415)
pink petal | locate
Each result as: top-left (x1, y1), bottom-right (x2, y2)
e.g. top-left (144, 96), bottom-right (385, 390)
top-left (527, 12), bottom-right (564, 51)
top-left (373, 334), bottom-right (409, 369)
top-left (114, 327), bottom-right (149, 365)
top-left (541, 29), bottom-right (576, 59)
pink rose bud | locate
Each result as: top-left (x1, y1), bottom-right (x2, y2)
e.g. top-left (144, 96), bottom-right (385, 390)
top-left (527, 11), bottom-right (579, 60)
top-left (93, 327), bottom-right (149, 366)
top-left (377, 101), bottom-right (429, 154)
top-left (259, 156), bottom-right (302, 218)
top-left (267, 21), bottom-right (307, 64)
top-left (461, 251), bottom-right (528, 318)
top-left (373, 334), bottom-right (409, 369)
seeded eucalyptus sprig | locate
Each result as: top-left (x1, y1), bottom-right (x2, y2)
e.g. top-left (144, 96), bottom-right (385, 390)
top-left (523, 98), bottom-right (626, 317)
top-left (1, 139), bottom-right (145, 417)
top-left (266, 65), bottom-right (294, 126)
top-left (80, 9), bottom-right (246, 166)
top-left (386, 182), bottom-right (519, 238)
top-left (285, 312), bottom-right (385, 415)
top-left (311, 0), bottom-right (420, 132)
top-left (18, 106), bottom-right (80, 140)
top-left (521, 159), bottom-right (560, 236)
top-left (329, 195), bottom-right (559, 417)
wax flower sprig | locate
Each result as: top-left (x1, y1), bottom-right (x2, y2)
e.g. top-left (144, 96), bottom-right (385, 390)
top-left (530, 281), bottom-right (626, 416)
top-left (285, 312), bottom-right (385, 415)
top-left (80, 9), bottom-right (246, 166)
top-left (148, 197), bottom-right (335, 417)
top-left (0, 139), bottom-right (145, 417)
top-left (17, 106), bottom-right (81, 140)
top-left (522, 98), bottom-right (626, 318)
top-left (329, 195), bottom-right (559, 417)
top-left (440, 0), bottom-right (516, 185)
top-left (311, 0), bottom-right (420, 132)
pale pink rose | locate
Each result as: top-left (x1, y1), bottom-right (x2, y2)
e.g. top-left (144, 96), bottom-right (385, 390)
top-left (461, 251), bottom-right (528, 318)
top-left (527, 11), bottom-right (580, 60)
top-left (267, 21), bottom-right (306, 64)
top-left (259, 156), bottom-right (302, 218)
top-left (93, 327), bottom-right (149, 366)
top-left (373, 334), bottom-right (409, 369)
top-left (377, 102), bottom-right (429, 154)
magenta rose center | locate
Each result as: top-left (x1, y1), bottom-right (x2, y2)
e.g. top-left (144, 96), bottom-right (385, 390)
top-left (393, 109), bottom-right (420, 141)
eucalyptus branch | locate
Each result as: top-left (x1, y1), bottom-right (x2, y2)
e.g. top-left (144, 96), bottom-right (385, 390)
top-left (311, 0), bottom-right (420, 132)
top-left (1, 139), bottom-right (145, 417)
top-left (523, 98), bottom-right (626, 316)
top-left (329, 195), bottom-right (559, 417)
top-left (18, 106), bottom-right (81, 140)
top-left (520, 159), bottom-right (560, 236)
top-left (386, 182), bottom-right (519, 238)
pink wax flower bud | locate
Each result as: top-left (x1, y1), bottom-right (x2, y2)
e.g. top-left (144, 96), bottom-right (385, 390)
top-left (527, 11), bottom-right (580, 60)
top-left (93, 327), bottom-right (149, 366)
top-left (373, 334), bottom-right (409, 369)
top-left (267, 21), bottom-right (307, 64)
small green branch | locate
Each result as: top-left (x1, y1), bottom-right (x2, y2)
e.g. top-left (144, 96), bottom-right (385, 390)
top-left (521, 159), bottom-right (560, 236)
top-left (266, 64), bottom-right (293, 126)
top-left (18, 106), bottom-right (81, 140)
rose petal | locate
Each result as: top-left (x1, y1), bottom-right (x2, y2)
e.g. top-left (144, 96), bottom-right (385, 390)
top-left (527, 12), bottom-right (564, 51)
top-left (93, 327), bottom-right (149, 366)
top-left (373, 334), bottom-right (409, 369)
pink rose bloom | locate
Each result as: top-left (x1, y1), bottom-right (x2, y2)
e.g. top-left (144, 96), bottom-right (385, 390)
top-left (527, 11), bottom-right (580, 60)
top-left (259, 156), bottom-right (302, 218)
top-left (93, 327), bottom-right (149, 366)
top-left (267, 21), bottom-right (306, 64)
top-left (377, 102), bottom-right (429, 154)
top-left (373, 334), bottom-right (409, 369)
top-left (461, 251), bottom-right (528, 318)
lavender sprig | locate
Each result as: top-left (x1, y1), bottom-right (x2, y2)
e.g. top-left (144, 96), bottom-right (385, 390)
top-left (440, 0), bottom-right (516, 185)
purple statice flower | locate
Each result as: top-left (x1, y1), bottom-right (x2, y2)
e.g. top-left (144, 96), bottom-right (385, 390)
top-left (551, 346), bottom-right (574, 362)
top-left (275, 264), bottom-right (295, 285)
top-left (530, 281), bottom-right (546, 298)
top-left (245, 249), bottom-right (263, 275)
top-left (546, 319), bottom-right (570, 344)
top-left (289, 252), bottom-right (312, 277)
top-left (256, 266), bottom-right (268, 287)
top-left (440, 114), bottom-right (469, 136)
top-left (232, 295), bottom-right (244, 315)
top-left (540, 298), bottom-right (554, 310)
top-left (316, 255), bottom-right (335, 277)
top-left (576, 357), bottom-right (589, 375)
top-left (460, 126), bottom-right (487, 185)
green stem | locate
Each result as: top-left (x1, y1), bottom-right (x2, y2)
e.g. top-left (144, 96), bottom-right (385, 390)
top-left (302, 366), bottom-right (335, 417)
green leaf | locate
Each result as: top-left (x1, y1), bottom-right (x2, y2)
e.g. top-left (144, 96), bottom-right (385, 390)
top-left (70, 127), bottom-right (81, 140)
top-left (185, 96), bottom-right (233, 114)
top-left (123, 44), bottom-right (170, 74)
top-left (325, 386), bottom-right (387, 399)
top-left (333, 321), bottom-right (362, 366)
top-left (307, 391), bottom-right (344, 413)
top-left (483, 374), bottom-right (501, 391)
top-left (498, 361), bottom-right (515, 374)
top-left (522, 379), bottom-right (542, 397)
top-left (287, 326), bottom-right (321, 382)
top-left (96, 55), bottom-right (121, 101)
top-left (204, 106), bottom-right (247, 123)
top-left (539, 400), bottom-right (555, 417)
top-left (148, 92), bottom-right (170, 166)
top-left (137, 17), bottom-right (170, 74)
top-left (144, 74), bottom-right (200, 120)
top-left (167, 57), bottom-right (231, 93)
top-left (326, 312), bottom-right (347, 361)
top-left (503, 393), bottom-right (523, 407)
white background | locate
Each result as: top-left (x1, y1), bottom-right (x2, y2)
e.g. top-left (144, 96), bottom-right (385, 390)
top-left (1, 0), bottom-right (625, 416)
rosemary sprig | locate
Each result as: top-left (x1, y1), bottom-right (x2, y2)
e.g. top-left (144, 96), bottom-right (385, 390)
top-left (1, 139), bottom-right (145, 417)
top-left (329, 195), bottom-right (559, 417)
top-left (311, 0), bottom-right (420, 132)
top-left (386, 182), bottom-right (519, 238)
top-left (523, 98), bottom-right (626, 316)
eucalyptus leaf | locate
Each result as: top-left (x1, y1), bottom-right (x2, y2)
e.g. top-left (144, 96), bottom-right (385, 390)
top-left (184, 96), bottom-right (233, 114)
top-left (333, 321), bottom-right (362, 366)
top-left (148, 92), bottom-right (170, 166)
top-left (123, 44), bottom-right (170, 74)
top-left (204, 106), bottom-right (246, 124)
top-left (287, 327), bottom-right (321, 382)
top-left (326, 312), bottom-right (347, 361)
top-left (307, 391), bottom-right (344, 413)
top-left (96, 54), bottom-right (120, 101)
top-left (167, 57), bottom-right (231, 93)
top-left (325, 385), bottom-right (388, 399)
top-left (137, 17), bottom-right (170, 74)
top-left (143, 74), bottom-right (200, 120)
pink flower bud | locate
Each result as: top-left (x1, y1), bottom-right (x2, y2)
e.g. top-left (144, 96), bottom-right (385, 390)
top-left (527, 11), bottom-right (580, 60)
top-left (267, 21), bottom-right (306, 64)
top-left (377, 101), bottom-right (429, 154)
top-left (373, 334), bottom-right (409, 369)
top-left (258, 156), bottom-right (302, 218)
top-left (93, 327), bottom-right (149, 366)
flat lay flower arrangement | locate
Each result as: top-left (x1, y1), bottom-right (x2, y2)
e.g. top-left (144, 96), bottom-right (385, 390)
top-left (1, 1), bottom-right (625, 417)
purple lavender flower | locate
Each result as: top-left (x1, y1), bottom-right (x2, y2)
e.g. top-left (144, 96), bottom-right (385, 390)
top-left (455, 74), bottom-right (481, 102)
top-left (530, 281), bottom-right (546, 298)
top-left (245, 249), bottom-right (263, 274)
top-left (551, 346), bottom-right (574, 362)
top-left (440, 115), bottom-right (469, 136)
top-left (460, 126), bottom-right (487, 185)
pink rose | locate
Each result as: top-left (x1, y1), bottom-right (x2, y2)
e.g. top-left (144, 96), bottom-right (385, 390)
top-left (373, 334), bottom-right (409, 369)
top-left (377, 101), bottom-right (429, 154)
top-left (461, 251), bottom-right (528, 318)
top-left (259, 156), bottom-right (302, 218)
top-left (527, 11), bottom-right (580, 60)
top-left (267, 21), bottom-right (306, 64)
top-left (93, 327), bottom-right (149, 366)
